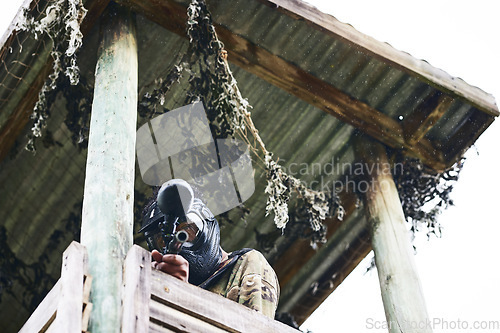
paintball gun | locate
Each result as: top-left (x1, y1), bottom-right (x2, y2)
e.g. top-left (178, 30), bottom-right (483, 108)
top-left (140, 179), bottom-right (196, 255)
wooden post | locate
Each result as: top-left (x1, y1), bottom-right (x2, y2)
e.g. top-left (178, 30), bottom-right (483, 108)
top-left (54, 242), bottom-right (88, 332)
top-left (80, 4), bottom-right (138, 332)
top-left (122, 245), bottom-right (151, 333)
top-left (355, 136), bottom-right (432, 333)
top-left (19, 241), bottom-right (90, 333)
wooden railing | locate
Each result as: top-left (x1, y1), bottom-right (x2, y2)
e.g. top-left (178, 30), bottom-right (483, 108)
top-left (19, 242), bottom-right (92, 333)
top-left (20, 242), bottom-right (298, 333)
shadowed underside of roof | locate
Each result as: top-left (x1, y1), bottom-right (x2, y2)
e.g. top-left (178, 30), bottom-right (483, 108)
top-left (0, 0), bottom-right (497, 331)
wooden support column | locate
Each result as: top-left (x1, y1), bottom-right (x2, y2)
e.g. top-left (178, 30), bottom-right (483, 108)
top-left (80, 4), bottom-right (138, 333)
top-left (355, 135), bottom-right (432, 333)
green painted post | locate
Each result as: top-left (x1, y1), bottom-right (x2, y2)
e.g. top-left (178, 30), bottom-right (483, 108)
top-left (355, 136), bottom-right (432, 333)
top-left (80, 4), bottom-right (137, 332)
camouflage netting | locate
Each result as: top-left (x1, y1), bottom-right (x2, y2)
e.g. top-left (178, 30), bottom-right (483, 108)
top-left (138, 0), bottom-right (344, 244)
top-left (16, 0), bottom-right (87, 152)
top-left (392, 152), bottom-right (464, 241)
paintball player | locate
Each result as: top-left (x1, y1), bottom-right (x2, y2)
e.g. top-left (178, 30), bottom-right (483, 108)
top-left (140, 179), bottom-right (280, 319)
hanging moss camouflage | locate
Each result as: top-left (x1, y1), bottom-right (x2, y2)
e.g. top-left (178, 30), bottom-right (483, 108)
top-left (16, 0), bottom-right (87, 152)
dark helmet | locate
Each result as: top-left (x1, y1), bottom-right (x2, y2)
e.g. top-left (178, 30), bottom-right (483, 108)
top-left (140, 179), bottom-right (223, 285)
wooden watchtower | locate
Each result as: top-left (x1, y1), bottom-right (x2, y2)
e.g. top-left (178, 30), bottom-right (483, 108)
top-left (0, 0), bottom-right (497, 332)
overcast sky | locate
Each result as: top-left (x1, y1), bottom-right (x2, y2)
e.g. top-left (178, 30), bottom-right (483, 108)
top-left (1, 1), bottom-right (498, 333)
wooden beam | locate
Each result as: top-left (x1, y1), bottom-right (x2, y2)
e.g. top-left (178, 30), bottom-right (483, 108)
top-left (19, 280), bottom-right (61, 333)
top-left (274, 189), bottom-right (356, 287)
top-left (289, 227), bottom-right (372, 325)
top-left (278, 205), bottom-right (369, 316)
top-left (355, 136), bottom-right (432, 333)
top-left (218, 29), bottom-right (445, 170)
top-left (80, 4), bottom-right (138, 332)
top-left (403, 92), bottom-right (454, 145)
top-left (118, 0), bottom-right (447, 171)
top-left (0, 0), bottom-right (111, 162)
top-left (258, 0), bottom-right (499, 117)
top-left (443, 108), bottom-right (494, 163)
top-left (115, 0), bottom-right (186, 36)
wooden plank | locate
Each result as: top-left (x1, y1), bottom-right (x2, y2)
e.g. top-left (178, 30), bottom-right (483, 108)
top-left (150, 300), bottom-right (230, 333)
top-left (44, 321), bottom-right (59, 333)
top-left (39, 312), bottom-right (57, 333)
top-left (79, 4), bottom-right (138, 332)
top-left (54, 241), bottom-right (88, 333)
top-left (122, 245), bottom-right (152, 333)
top-left (82, 302), bottom-right (93, 332)
top-left (82, 274), bottom-right (93, 332)
top-left (278, 206), bottom-right (369, 316)
top-left (118, 0), bottom-right (446, 171)
top-left (82, 274), bottom-right (93, 304)
top-left (258, 0), bottom-right (499, 117)
top-left (150, 269), bottom-right (298, 333)
top-left (403, 92), bottom-right (454, 144)
top-left (19, 280), bottom-right (61, 333)
top-left (150, 321), bottom-right (177, 333)
top-left (355, 136), bottom-right (432, 333)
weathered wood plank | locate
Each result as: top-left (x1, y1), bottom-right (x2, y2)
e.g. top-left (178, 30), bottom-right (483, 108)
top-left (150, 300), bottom-right (230, 333)
top-left (149, 321), bottom-right (177, 333)
top-left (82, 274), bottom-right (93, 304)
top-left (39, 312), bottom-right (57, 333)
top-left (150, 269), bottom-right (298, 333)
top-left (81, 275), bottom-right (93, 332)
top-left (54, 241), bottom-right (88, 333)
top-left (18, 280), bottom-right (60, 333)
top-left (82, 303), bottom-right (93, 332)
top-left (403, 92), bottom-right (454, 144)
top-left (44, 320), bottom-right (59, 333)
top-left (122, 245), bottom-right (152, 333)
top-left (355, 136), bottom-right (432, 333)
top-left (259, 0), bottom-right (498, 117)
